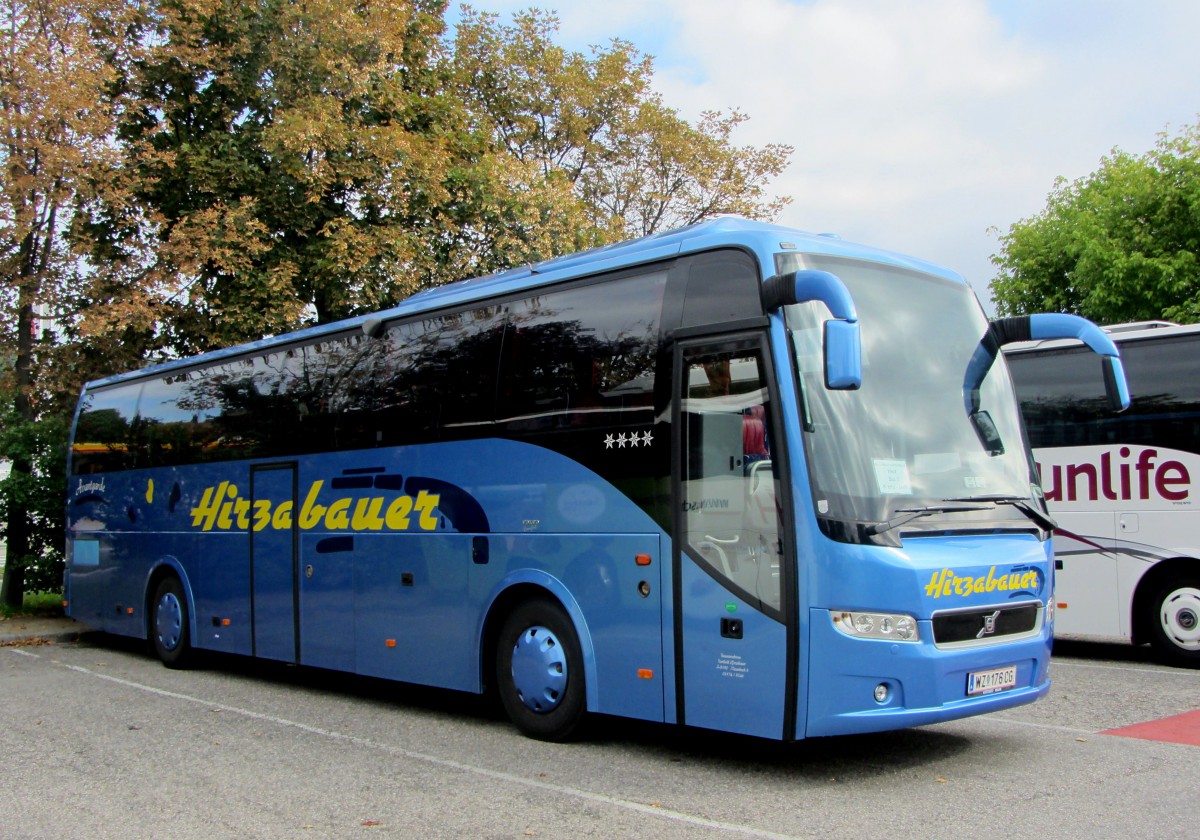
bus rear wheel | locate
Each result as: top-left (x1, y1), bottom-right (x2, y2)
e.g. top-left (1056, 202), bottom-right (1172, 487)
top-left (495, 598), bottom-right (586, 741)
top-left (1148, 578), bottom-right (1200, 667)
top-left (150, 576), bottom-right (193, 669)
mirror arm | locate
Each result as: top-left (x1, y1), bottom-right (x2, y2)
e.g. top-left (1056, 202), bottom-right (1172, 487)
top-left (1023, 314), bottom-right (1130, 412)
top-left (764, 270), bottom-right (862, 390)
top-left (763, 270), bottom-right (858, 322)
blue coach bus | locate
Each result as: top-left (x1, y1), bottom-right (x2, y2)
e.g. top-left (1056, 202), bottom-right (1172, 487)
top-left (65, 217), bottom-right (1128, 741)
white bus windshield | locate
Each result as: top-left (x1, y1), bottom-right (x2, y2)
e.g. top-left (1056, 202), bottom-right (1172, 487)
top-left (778, 254), bottom-right (1039, 542)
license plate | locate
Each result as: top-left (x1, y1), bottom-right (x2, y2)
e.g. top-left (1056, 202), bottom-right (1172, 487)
top-left (966, 665), bottom-right (1018, 696)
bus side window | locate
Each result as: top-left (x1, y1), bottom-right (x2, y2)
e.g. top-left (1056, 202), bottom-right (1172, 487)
top-left (72, 383), bottom-right (141, 474)
top-left (138, 374), bottom-right (216, 466)
top-left (378, 307), bottom-right (505, 445)
top-left (497, 271), bottom-right (666, 434)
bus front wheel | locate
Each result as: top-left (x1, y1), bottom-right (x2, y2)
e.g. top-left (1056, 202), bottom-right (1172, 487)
top-left (1149, 578), bottom-right (1200, 667)
top-left (150, 576), bottom-right (193, 669)
top-left (495, 598), bottom-right (586, 741)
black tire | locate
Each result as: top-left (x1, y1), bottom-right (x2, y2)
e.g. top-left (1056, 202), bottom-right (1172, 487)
top-left (149, 576), bottom-right (193, 669)
top-left (495, 598), bottom-right (586, 741)
top-left (1147, 577), bottom-right (1200, 667)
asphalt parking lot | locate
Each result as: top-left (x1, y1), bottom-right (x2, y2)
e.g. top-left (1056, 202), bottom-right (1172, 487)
top-left (2, 629), bottom-right (1197, 839)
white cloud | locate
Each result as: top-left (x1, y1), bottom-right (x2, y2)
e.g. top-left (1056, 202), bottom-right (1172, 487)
top-left (455, 0), bottom-right (1200, 308)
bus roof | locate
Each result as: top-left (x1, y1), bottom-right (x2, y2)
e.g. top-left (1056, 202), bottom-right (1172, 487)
top-left (82, 216), bottom-right (965, 391)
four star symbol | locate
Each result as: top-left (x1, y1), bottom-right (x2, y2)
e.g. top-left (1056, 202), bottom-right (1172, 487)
top-left (604, 430), bottom-right (655, 449)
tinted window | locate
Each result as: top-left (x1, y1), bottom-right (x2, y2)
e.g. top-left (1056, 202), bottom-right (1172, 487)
top-left (498, 271), bottom-right (667, 433)
top-left (158, 337), bottom-right (390, 462)
top-left (72, 384), bottom-right (141, 473)
top-left (679, 251), bottom-right (762, 328)
top-left (377, 306), bottom-right (506, 444)
top-left (1009, 333), bottom-right (1200, 455)
top-left (72, 268), bottom-right (670, 473)
top-left (136, 372), bottom-right (225, 465)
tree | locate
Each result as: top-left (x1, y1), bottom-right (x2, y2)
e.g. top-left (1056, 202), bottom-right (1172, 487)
top-left (79, 2), bottom-right (795, 355)
top-left (1, 0), bottom-right (796, 606)
top-left (0, 0), bottom-right (131, 606)
top-left (76, 0), bottom-right (467, 356)
top-left (990, 122), bottom-right (1200, 323)
top-left (450, 9), bottom-right (793, 248)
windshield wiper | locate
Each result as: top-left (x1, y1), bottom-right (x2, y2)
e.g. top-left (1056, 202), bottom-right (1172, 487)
top-left (864, 502), bottom-right (993, 536)
top-left (943, 495), bottom-right (1058, 532)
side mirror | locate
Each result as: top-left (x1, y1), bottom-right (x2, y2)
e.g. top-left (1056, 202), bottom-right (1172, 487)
top-left (1101, 354), bottom-right (1129, 413)
top-left (969, 409), bottom-right (1004, 456)
top-left (824, 319), bottom-right (862, 390)
top-left (763, 270), bottom-right (862, 390)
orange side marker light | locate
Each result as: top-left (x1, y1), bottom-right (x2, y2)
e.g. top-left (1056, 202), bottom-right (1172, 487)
top-left (637, 669), bottom-right (654, 680)
top-left (635, 553), bottom-right (652, 566)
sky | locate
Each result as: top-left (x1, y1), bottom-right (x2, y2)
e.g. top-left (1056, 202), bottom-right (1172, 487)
top-left (447, 0), bottom-right (1200, 312)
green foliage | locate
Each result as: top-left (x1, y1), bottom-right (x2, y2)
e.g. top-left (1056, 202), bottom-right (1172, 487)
top-left (75, 0), bottom-right (465, 353)
top-left (990, 122), bottom-right (1200, 323)
top-left (0, 407), bottom-right (69, 594)
top-left (0, 590), bottom-right (63, 619)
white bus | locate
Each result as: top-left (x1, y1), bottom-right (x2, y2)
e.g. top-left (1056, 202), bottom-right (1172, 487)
top-left (1006, 321), bottom-right (1200, 666)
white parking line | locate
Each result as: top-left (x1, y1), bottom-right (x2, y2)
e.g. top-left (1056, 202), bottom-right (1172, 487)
top-left (7, 647), bottom-right (798, 840)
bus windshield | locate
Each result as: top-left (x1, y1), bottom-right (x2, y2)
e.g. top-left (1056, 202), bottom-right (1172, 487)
top-left (778, 253), bottom-right (1038, 541)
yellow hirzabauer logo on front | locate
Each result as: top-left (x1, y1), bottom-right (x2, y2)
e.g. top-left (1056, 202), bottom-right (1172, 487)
top-left (189, 480), bottom-right (441, 532)
top-left (925, 567), bottom-right (1039, 598)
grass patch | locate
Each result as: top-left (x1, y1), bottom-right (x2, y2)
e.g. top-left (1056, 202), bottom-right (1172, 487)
top-left (0, 590), bottom-right (65, 619)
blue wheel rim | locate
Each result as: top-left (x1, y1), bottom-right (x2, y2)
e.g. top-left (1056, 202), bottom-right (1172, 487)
top-left (155, 591), bottom-right (184, 652)
top-left (510, 625), bottom-right (568, 713)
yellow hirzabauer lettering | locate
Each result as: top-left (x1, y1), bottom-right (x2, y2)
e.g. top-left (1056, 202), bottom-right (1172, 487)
top-left (190, 481), bottom-right (229, 531)
top-left (298, 481), bottom-right (327, 529)
top-left (324, 497), bottom-right (352, 530)
top-left (351, 498), bottom-right (386, 531)
top-left (271, 501), bottom-right (293, 529)
top-left (414, 490), bottom-right (440, 530)
top-left (252, 499), bottom-right (272, 532)
top-left (924, 566), bottom-right (1040, 599)
top-left (187, 480), bottom-right (441, 534)
top-left (385, 496), bottom-right (413, 529)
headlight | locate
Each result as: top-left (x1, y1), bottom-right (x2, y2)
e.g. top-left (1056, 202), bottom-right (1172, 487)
top-left (832, 610), bottom-right (919, 642)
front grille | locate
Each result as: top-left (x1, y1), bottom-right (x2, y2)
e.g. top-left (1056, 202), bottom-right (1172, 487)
top-left (932, 603), bottom-right (1041, 646)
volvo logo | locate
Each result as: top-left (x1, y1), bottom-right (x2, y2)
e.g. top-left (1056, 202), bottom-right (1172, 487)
top-left (977, 610), bottom-right (1002, 639)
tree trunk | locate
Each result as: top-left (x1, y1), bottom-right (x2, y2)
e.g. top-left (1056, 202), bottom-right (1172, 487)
top-left (2, 229), bottom-right (42, 609)
top-left (0, 496), bottom-right (31, 609)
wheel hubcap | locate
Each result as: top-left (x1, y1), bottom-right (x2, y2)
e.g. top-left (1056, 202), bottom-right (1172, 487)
top-left (510, 625), bottom-right (567, 713)
top-left (155, 591), bottom-right (183, 651)
top-left (1160, 587), bottom-right (1200, 650)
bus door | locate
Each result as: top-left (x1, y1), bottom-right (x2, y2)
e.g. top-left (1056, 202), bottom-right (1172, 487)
top-left (250, 463), bottom-right (298, 662)
top-left (674, 338), bottom-right (794, 739)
